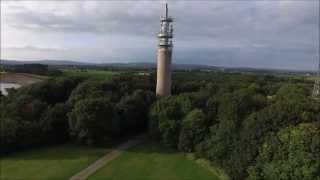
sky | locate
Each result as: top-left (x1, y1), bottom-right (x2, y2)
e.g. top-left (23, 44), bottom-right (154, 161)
top-left (1, 0), bottom-right (319, 71)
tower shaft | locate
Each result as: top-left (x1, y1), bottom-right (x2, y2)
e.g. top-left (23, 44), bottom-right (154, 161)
top-left (156, 47), bottom-right (172, 96)
top-left (312, 57), bottom-right (320, 97)
top-left (156, 3), bottom-right (173, 96)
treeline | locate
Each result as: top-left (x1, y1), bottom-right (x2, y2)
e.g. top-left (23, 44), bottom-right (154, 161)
top-left (1, 71), bottom-right (319, 179)
top-left (0, 73), bottom-right (155, 152)
top-left (2, 64), bottom-right (62, 76)
top-left (150, 72), bottom-right (320, 180)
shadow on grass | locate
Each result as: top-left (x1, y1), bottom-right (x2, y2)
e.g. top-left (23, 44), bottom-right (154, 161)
top-left (125, 139), bottom-right (178, 155)
top-left (0, 135), bottom-right (172, 161)
top-left (1, 144), bottom-right (109, 160)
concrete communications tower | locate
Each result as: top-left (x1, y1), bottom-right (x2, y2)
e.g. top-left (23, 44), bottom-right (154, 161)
top-left (156, 3), bottom-right (173, 96)
top-left (312, 56), bottom-right (320, 97)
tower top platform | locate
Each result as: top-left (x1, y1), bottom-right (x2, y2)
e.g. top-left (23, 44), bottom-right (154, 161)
top-left (158, 3), bottom-right (173, 47)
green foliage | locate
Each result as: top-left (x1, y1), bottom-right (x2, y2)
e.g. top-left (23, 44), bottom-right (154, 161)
top-left (23, 76), bottom-right (82, 104)
top-left (150, 94), bottom-right (193, 148)
top-left (68, 80), bottom-right (114, 106)
top-left (0, 76), bottom-right (83, 153)
top-left (116, 89), bottom-right (155, 134)
top-left (1, 69), bottom-right (319, 180)
top-left (41, 103), bottom-right (71, 143)
top-left (69, 97), bottom-right (115, 145)
top-left (178, 109), bottom-right (208, 152)
top-left (63, 69), bottom-right (115, 80)
top-left (0, 117), bottom-right (19, 152)
top-left (2, 64), bottom-right (62, 76)
top-left (248, 123), bottom-right (320, 180)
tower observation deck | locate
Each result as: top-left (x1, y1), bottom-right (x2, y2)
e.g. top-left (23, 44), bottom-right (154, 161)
top-left (158, 3), bottom-right (173, 47)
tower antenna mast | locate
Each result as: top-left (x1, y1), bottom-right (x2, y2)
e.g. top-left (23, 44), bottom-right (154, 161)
top-left (166, 3), bottom-right (168, 18)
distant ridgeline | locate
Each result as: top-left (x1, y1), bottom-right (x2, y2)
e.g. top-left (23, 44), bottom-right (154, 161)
top-left (2, 63), bottom-right (62, 76)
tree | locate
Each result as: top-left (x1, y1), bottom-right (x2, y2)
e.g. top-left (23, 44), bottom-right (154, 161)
top-left (68, 80), bottom-right (117, 106)
top-left (68, 97), bottom-right (115, 145)
top-left (149, 94), bottom-right (193, 148)
top-left (116, 90), bottom-right (155, 134)
top-left (248, 123), bottom-right (320, 180)
top-left (198, 87), bottom-right (268, 179)
top-left (24, 76), bottom-right (81, 105)
top-left (0, 117), bottom-right (19, 153)
top-left (41, 103), bottom-right (71, 143)
top-left (178, 109), bottom-right (207, 152)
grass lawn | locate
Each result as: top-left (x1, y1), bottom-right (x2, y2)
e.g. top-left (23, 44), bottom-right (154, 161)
top-left (62, 69), bottom-right (117, 80)
top-left (88, 141), bottom-right (222, 180)
top-left (0, 144), bottom-right (111, 180)
top-left (306, 75), bottom-right (320, 82)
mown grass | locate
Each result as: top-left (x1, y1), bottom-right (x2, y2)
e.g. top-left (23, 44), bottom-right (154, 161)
top-left (89, 141), bottom-right (222, 180)
top-left (62, 69), bottom-right (117, 80)
top-left (0, 144), bottom-right (111, 180)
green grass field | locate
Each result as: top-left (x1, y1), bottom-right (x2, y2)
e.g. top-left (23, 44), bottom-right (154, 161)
top-left (1, 141), bottom-right (225, 180)
top-left (62, 69), bottom-right (117, 80)
top-left (0, 144), bottom-right (111, 180)
top-left (88, 141), bottom-right (222, 180)
top-left (306, 75), bottom-right (320, 82)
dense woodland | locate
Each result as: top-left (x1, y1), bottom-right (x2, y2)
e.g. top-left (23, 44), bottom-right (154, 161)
top-left (2, 64), bottom-right (62, 76)
top-left (1, 70), bottom-right (319, 180)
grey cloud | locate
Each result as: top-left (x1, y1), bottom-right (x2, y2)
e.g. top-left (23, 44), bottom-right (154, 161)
top-left (4, 2), bottom-right (159, 35)
top-left (1, 1), bottom-right (319, 70)
top-left (4, 45), bottom-right (66, 52)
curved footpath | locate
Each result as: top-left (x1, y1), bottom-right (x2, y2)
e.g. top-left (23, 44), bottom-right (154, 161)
top-left (69, 135), bottom-right (144, 180)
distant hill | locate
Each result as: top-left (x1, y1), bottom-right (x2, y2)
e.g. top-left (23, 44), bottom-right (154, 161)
top-left (100, 62), bottom-right (218, 70)
top-left (1, 59), bottom-right (315, 74)
top-left (1, 59), bottom-right (218, 70)
top-left (1, 59), bottom-right (95, 66)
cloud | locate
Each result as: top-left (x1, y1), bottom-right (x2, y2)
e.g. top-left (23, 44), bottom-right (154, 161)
top-left (2, 1), bottom-right (159, 35)
top-left (4, 45), bottom-right (66, 52)
top-left (1, 1), bottom-right (319, 70)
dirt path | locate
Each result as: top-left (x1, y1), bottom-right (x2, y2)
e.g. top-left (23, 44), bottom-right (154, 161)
top-left (69, 135), bottom-right (144, 180)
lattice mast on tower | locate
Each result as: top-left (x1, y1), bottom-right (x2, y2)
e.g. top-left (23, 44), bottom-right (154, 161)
top-left (312, 56), bottom-right (320, 97)
top-left (156, 3), bottom-right (174, 96)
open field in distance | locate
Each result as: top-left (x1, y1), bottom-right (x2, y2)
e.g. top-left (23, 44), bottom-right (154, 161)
top-left (62, 69), bottom-right (118, 80)
top-left (0, 72), bottom-right (47, 85)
